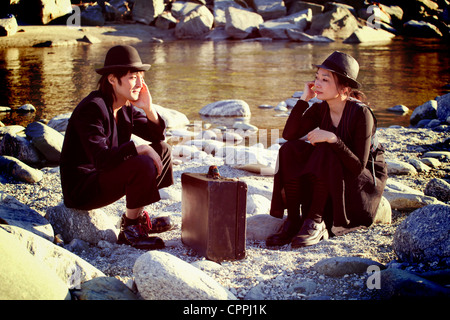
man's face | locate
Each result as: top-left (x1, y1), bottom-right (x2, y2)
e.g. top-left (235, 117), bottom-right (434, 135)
top-left (109, 71), bottom-right (144, 103)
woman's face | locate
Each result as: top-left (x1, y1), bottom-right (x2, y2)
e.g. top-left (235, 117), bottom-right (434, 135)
top-left (314, 68), bottom-right (345, 102)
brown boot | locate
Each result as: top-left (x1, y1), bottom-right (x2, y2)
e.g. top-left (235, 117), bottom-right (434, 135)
top-left (266, 219), bottom-right (301, 247)
top-left (291, 219), bottom-right (328, 248)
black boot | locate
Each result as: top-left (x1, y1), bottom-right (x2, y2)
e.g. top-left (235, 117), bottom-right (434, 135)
top-left (117, 214), bottom-right (165, 250)
top-left (266, 218), bottom-right (301, 247)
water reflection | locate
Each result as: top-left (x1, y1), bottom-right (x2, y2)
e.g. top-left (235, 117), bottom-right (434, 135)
top-left (0, 39), bottom-right (448, 130)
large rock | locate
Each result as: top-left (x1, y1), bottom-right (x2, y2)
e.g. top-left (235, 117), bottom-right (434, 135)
top-left (313, 256), bottom-right (385, 277)
top-left (45, 203), bottom-right (118, 245)
top-left (0, 14), bottom-right (18, 36)
top-left (153, 104), bottom-right (190, 129)
top-left (259, 21), bottom-right (300, 39)
top-left (47, 112), bottom-right (72, 132)
top-left (379, 268), bottom-right (450, 299)
top-left (286, 29), bottom-right (334, 42)
top-left (18, 0), bottom-right (73, 25)
top-left (423, 151), bottom-right (450, 161)
top-left (436, 93), bottom-right (450, 122)
top-left (80, 3), bottom-right (105, 26)
top-left (403, 20), bottom-right (443, 38)
top-left (249, 0), bottom-right (286, 21)
top-left (308, 6), bottom-right (359, 40)
top-left (0, 155), bottom-right (43, 183)
top-left (155, 11), bottom-right (177, 30)
top-left (424, 178), bottom-right (450, 202)
top-left (2, 225), bottom-right (105, 289)
top-left (225, 6), bottom-right (264, 39)
top-left (175, 5), bottom-right (214, 39)
top-left (385, 159), bottom-right (417, 175)
top-left (410, 99), bottom-right (437, 125)
top-left (199, 99), bottom-right (251, 117)
top-left (384, 192), bottom-right (442, 211)
top-left (288, 1), bottom-right (323, 16)
top-left (132, 0), bottom-right (165, 25)
top-left (0, 133), bottom-right (42, 165)
top-left (42, 0), bottom-right (73, 24)
top-left (213, 0), bottom-right (246, 27)
top-left (72, 277), bottom-right (138, 300)
top-left (0, 125), bottom-right (25, 136)
top-left (171, 1), bottom-right (202, 20)
top-left (133, 251), bottom-right (237, 300)
top-left (246, 214), bottom-right (284, 241)
top-left (25, 121), bottom-right (64, 164)
top-left (259, 9), bottom-right (312, 39)
top-left (0, 193), bottom-right (54, 241)
top-left (246, 193), bottom-right (271, 216)
top-left (393, 204), bottom-right (450, 264)
top-left (0, 227), bottom-right (71, 300)
top-left (383, 179), bottom-right (442, 211)
top-left (343, 26), bottom-right (396, 43)
top-left (357, 4), bottom-right (394, 26)
top-left (374, 196), bottom-right (392, 224)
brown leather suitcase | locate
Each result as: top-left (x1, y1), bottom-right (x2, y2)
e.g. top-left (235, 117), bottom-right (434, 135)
top-left (181, 172), bottom-right (247, 262)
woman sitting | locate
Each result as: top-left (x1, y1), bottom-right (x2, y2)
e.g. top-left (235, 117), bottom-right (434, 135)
top-left (267, 51), bottom-right (388, 248)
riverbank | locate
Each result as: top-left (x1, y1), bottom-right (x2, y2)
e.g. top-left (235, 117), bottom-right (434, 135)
top-left (1, 115), bottom-right (449, 300)
top-left (0, 24), bottom-right (177, 48)
top-left (1, 0), bottom-right (449, 48)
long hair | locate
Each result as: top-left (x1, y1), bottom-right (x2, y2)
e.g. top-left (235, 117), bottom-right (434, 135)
top-left (97, 69), bottom-right (130, 107)
top-left (332, 72), bottom-right (368, 104)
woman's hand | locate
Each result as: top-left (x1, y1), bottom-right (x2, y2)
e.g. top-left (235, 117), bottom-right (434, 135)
top-left (307, 129), bottom-right (337, 145)
top-left (135, 144), bottom-right (162, 177)
top-left (300, 81), bottom-right (317, 102)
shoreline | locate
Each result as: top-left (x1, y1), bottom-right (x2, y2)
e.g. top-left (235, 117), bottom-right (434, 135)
top-left (0, 24), bottom-right (177, 48)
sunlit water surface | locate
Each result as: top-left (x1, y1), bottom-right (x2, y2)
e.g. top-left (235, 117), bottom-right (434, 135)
top-left (1, 38), bottom-right (449, 137)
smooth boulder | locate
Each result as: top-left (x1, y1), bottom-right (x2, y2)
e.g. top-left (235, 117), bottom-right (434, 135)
top-left (0, 227), bottom-right (71, 300)
top-left (133, 251), bottom-right (237, 300)
top-left (45, 203), bottom-right (118, 245)
top-left (199, 99), bottom-right (251, 117)
top-left (393, 204), bottom-right (450, 264)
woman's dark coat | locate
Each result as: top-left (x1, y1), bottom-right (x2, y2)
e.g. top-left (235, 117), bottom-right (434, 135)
top-left (270, 98), bottom-right (388, 230)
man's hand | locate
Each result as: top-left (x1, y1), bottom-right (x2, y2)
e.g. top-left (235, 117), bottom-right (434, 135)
top-left (135, 144), bottom-right (162, 177)
top-left (134, 80), bottom-right (159, 124)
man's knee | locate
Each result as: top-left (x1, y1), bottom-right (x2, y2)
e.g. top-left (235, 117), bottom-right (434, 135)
top-left (130, 154), bottom-right (157, 179)
top-left (152, 140), bottom-right (172, 159)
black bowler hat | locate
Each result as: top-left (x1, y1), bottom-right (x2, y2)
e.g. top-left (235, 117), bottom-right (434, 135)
top-left (313, 51), bottom-right (361, 88)
top-left (96, 45), bottom-right (151, 75)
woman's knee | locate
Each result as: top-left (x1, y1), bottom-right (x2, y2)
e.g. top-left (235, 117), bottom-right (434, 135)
top-left (279, 140), bottom-right (298, 156)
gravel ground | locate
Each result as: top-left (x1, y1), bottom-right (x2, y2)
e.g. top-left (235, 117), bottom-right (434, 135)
top-left (1, 126), bottom-right (449, 300)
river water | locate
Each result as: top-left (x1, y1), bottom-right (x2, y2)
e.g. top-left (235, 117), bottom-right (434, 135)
top-left (1, 38), bottom-right (449, 134)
